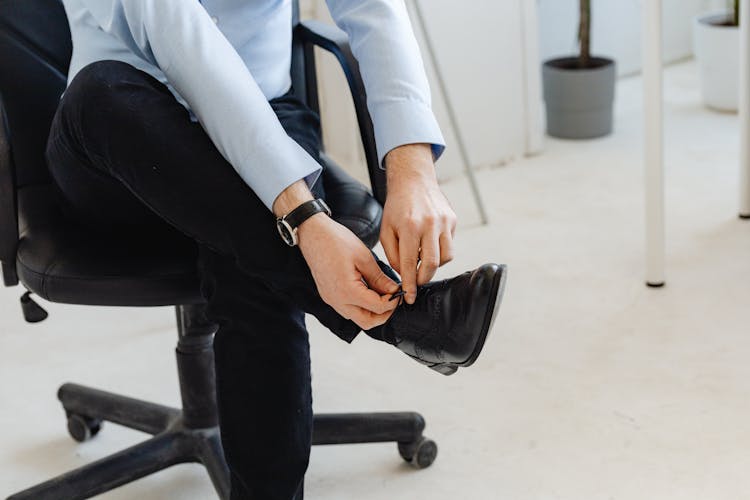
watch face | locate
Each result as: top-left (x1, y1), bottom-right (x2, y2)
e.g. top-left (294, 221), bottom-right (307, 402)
top-left (276, 219), bottom-right (297, 246)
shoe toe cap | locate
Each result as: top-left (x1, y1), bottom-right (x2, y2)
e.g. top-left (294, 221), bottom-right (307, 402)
top-left (470, 263), bottom-right (505, 296)
top-left (444, 263), bottom-right (506, 362)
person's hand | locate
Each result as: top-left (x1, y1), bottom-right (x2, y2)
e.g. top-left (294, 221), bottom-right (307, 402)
top-left (273, 180), bottom-right (400, 330)
top-left (381, 143), bottom-right (457, 304)
top-left (297, 213), bottom-right (400, 330)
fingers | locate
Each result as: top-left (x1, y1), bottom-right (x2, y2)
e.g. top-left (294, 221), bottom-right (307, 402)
top-left (342, 304), bottom-right (395, 331)
top-left (359, 254), bottom-right (400, 295)
top-left (438, 231), bottom-right (455, 266)
top-left (380, 197), bottom-right (457, 304)
top-left (398, 232), bottom-right (420, 304)
top-left (339, 271), bottom-right (398, 331)
top-left (380, 226), bottom-right (400, 274)
top-left (417, 230), bottom-right (440, 285)
top-left (349, 278), bottom-right (398, 313)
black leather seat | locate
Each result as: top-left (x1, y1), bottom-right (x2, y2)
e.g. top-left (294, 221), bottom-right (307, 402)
top-left (1, 1), bottom-right (435, 498)
top-left (15, 161), bottom-right (380, 307)
top-left (16, 184), bottom-right (202, 305)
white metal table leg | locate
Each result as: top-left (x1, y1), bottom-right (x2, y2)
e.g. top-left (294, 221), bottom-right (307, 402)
top-left (739, 0), bottom-right (750, 218)
top-left (643, 0), bottom-right (666, 286)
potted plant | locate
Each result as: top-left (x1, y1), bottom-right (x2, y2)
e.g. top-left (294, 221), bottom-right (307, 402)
top-left (694, 0), bottom-right (739, 111)
top-left (542, 0), bottom-right (616, 139)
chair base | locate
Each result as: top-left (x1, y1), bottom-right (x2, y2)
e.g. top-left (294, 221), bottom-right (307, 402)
top-left (7, 384), bottom-right (434, 500)
top-left (8, 383), bottom-right (230, 500)
top-left (7, 305), bottom-right (436, 499)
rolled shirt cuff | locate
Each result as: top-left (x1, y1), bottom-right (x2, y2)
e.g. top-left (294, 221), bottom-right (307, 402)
top-left (235, 137), bottom-right (323, 211)
top-left (370, 99), bottom-right (446, 168)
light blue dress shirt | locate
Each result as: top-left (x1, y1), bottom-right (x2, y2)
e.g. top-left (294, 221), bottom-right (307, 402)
top-left (61, 0), bottom-right (445, 210)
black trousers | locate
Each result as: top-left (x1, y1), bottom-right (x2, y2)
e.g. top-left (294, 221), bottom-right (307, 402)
top-left (46, 60), bottom-right (366, 499)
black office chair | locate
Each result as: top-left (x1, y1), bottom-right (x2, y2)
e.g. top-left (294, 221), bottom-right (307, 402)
top-left (0, 1), bottom-right (437, 498)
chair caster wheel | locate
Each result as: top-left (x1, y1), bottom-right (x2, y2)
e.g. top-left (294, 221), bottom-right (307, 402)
top-left (398, 437), bottom-right (437, 469)
top-left (66, 413), bottom-right (102, 442)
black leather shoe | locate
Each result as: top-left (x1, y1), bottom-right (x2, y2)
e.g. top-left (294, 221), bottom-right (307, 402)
top-left (380, 263), bottom-right (507, 376)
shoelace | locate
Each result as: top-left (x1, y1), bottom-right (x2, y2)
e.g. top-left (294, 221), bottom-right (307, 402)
top-left (389, 289), bottom-right (406, 305)
top-left (389, 279), bottom-right (447, 309)
top-left (386, 283), bottom-right (449, 354)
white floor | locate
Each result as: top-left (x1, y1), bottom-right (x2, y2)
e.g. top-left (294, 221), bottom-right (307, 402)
top-left (2, 60), bottom-right (750, 499)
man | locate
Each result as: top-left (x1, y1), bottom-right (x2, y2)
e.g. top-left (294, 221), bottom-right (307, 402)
top-left (48, 0), bottom-right (506, 498)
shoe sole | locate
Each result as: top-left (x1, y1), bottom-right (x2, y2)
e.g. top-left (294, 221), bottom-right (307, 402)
top-left (426, 264), bottom-right (508, 376)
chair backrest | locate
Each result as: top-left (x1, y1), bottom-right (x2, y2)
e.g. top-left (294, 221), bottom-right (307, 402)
top-left (0, 0), bottom-right (71, 185)
top-left (0, 0), bottom-right (71, 271)
top-left (0, 0), bottom-right (380, 277)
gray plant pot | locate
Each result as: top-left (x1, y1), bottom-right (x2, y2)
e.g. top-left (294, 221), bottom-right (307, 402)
top-left (542, 56), bottom-right (616, 139)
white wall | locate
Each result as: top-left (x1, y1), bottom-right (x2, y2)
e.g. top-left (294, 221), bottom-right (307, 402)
top-left (538, 0), bottom-right (726, 76)
top-left (300, 0), bottom-right (732, 185)
top-left (302, 0), bottom-right (543, 182)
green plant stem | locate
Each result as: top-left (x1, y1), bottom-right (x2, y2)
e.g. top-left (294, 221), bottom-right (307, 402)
top-left (579, 0), bottom-right (591, 67)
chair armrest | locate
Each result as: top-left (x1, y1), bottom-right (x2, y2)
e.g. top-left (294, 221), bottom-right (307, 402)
top-left (296, 20), bottom-right (386, 205)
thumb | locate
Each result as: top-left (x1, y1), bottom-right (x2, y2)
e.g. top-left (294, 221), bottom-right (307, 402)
top-left (359, 254), bottom-right (400, 295)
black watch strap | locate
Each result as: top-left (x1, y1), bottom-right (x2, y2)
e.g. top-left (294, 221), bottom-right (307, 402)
top-left (284, 198), bottom-right (331, 229)
top-left (276, 198), bottom-right (331, 247)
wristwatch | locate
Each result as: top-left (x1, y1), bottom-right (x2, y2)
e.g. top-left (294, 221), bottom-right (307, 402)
top-left (276, 198), bottom-right (332, 247)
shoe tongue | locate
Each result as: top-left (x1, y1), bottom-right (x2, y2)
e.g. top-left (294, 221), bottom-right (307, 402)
top-left (416, 278), bottom-right (448, 302)
top-left (384, 274), bottom-right (461, 340)
top-left (382, 283), bottom-right (443, 344)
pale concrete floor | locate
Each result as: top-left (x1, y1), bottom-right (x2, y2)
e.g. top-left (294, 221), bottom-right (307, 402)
top-left (2, 59), bottom-right (750, 499)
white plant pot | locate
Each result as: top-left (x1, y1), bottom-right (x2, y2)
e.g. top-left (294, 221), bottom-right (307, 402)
top-left (693, 11), bottom-right (739, 112)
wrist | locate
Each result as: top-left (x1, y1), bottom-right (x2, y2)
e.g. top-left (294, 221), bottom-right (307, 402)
top-left (297, 212), bottom-right (332, 250)
top-left (276, 197), bottom-right (332, 247)
top-left (385, 143), bottom-right (437, 185)
top-left (272, 180), bottom-right (314, 218)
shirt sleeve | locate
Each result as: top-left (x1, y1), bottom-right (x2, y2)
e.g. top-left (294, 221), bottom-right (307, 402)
top-left (76, 0), bottom-right (321, 210)
top-left (325, 0), bottom-right (446, 167)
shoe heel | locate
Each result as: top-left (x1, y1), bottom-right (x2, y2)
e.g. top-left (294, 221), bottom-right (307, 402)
top-left (404, 353), bottom-right (459, 376)
top-left (429, 364), bottom-right (458, 376)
